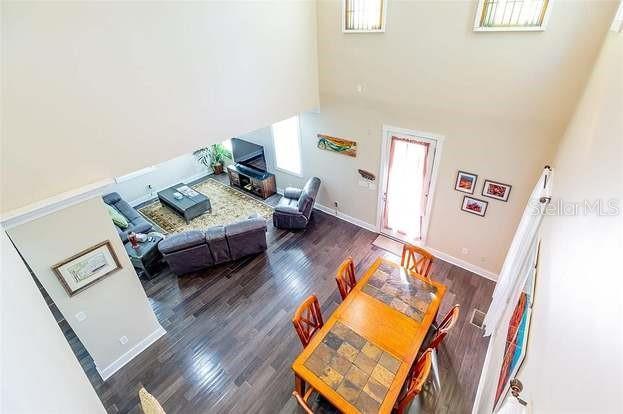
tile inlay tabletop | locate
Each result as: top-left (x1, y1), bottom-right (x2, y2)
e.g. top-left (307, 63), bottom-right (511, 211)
top-left (304, 321), bottom-right (401, 413)
top-left (362, 262), bottom-right (437, 322)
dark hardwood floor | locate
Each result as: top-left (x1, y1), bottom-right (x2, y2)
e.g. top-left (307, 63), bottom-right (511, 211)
top-left (55, 175), bottom-right (495, 414)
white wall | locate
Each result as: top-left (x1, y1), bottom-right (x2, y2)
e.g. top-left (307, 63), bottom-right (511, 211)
top-left (1, 0), bottom-right (319, 213)
top-left (301, 0), bottom-right (618, 275)
top-left (517, 31), bottom-right (623, 414)
top-left (7, 197), bottom-right (164, 379)
top-left (103, 153), bottom-right (208, 206)
top-left (475, 31), bottom-right (623, 413)
top-left (1, 230), bottom-right (106, 414)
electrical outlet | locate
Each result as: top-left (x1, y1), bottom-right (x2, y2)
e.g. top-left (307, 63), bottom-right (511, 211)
top-left (461, 247), bottom-right (469, 255)
top-left (119, 336), bottom-right (128, 345)
top-left (75, 311), bottom-right (87, 322)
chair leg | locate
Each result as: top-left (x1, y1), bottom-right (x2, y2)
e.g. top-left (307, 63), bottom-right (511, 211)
top-left (431, 349), bottom-right (441, 392)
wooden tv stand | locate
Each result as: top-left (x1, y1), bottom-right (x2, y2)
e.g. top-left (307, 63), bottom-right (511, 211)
top-left (226, 164), bottom-right (276, 199)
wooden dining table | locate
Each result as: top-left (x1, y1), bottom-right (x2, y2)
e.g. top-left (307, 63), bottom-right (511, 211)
top-left (291, 257), bottom-right (447, 414)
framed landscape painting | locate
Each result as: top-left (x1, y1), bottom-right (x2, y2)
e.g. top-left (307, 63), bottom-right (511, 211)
top-left (317, 134), bottom-right (357, 157)
top-left (461, 196), bottom-right (488, 217)
top-left (52, 240), bottom-right (121, 296)
top-left (455, 171), bottom-right (478, 194)
top-left (482, 179), bottom-right (512, 202)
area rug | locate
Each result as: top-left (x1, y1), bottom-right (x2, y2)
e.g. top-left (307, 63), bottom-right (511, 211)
top-left (138, 178), bottom-right (273, 234)
top-left (372, 234), bottom-right (403, 258)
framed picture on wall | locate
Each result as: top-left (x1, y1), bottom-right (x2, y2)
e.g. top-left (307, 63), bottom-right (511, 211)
top-left (482, 179), bottom-right (512, 202)
top-left (461, 196), bottom-right (488, 217)
top-left (52, 240), bottom-right (121, 296)
top-left (455, 170), bottom-right (478, 194)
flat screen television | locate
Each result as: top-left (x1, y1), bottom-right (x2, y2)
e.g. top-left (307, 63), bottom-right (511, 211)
top-left (231, 138), bottom-right (267, 172)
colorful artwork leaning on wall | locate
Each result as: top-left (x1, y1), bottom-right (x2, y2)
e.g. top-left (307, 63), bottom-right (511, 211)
top-left (317, 134), bottom-right (357, 157)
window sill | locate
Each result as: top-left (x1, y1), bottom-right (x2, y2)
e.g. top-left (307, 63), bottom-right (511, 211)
top-left (343, 29), bottom-right (385, 33)
top-left (275, 167), bottom-right (304, 179)
top-left (473, 26), bottom-right (545, 32)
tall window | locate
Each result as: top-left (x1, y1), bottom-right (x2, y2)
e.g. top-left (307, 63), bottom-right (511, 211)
top-left (272, 116), bottom-right (302, 176)
top-left (343, 0), bottom-right (386, 32)
top-left (474, 0), bottom-right (551, 31)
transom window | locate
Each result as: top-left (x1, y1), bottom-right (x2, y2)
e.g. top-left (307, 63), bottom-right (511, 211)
top-left (474, 0), bottom-right (552, 31)
top-left (343, 0), bottom-right (386, 33)
top-left (271, 116), bottom-right (303, 176)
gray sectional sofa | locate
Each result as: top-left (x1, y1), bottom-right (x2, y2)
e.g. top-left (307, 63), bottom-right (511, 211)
top-left (158, 214), bottom-right (267, 275)
top-left (273, 177), bottom-right (321, 229)
top-left (103, 192), bottom-right (153, 242)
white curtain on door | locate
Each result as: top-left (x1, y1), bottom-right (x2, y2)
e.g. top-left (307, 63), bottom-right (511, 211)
top-left (483, 167), bottom-right (552, 336)
top-left (384, 137), bottom-right (429, 240)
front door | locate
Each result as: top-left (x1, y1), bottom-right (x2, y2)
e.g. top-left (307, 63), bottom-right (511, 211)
top-left (378, 127), bottom-right (441, 244)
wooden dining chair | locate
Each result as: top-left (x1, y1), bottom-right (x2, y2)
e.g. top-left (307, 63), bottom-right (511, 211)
top-left (401, 243), bottom-right (434, 279)
top-left (423, 304), bottom-right (460, 392)
top-left (335, 257), bottom-right (357, 301)
top-left (292, 295), bottom-right (324, 348)
top-left (429, 304), bottom-right (460, 350)
top-left (393, 349), bottom-right (433, 414)
top-left (292, 390), bottom-right (315, 414)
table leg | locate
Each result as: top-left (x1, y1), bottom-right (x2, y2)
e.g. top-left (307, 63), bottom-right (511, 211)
top-left (294, 374), bottom-right (306, 397)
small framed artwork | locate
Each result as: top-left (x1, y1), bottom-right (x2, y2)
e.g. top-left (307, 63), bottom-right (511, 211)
top-left (455, 171), bottom-right (478, 194)
top-left (461, 196), bottom-right (488, 217)
top-left (52, 240), bottom-right (121, 296)
top-left (482, 179), bottom-right (512, 202)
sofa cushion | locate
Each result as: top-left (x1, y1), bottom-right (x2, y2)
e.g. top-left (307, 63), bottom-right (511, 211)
top-left (275, 197), bottom-right (298, 213)
top-left (225, 217), bottom-right (267, 237)
top-left (284, 187), bottom-right (303, 200)
top-left (206, 226), bottom-right (230, 264)
top-left (158, 230), bottom-right (205, 254)
top-left (102, 192), bottom-right (122, 205)
top-left (297, 193), bottom-right (312, 213)
top-left (106, 205), bottom-right (129, 229)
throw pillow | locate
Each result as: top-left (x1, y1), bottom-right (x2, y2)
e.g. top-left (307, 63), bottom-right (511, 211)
top-left (106, 205), bottom-right (129, 229)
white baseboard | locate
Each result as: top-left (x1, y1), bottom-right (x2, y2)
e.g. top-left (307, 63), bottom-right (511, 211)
top-left (312, 205), bottom-right (498, 282)
top-left (422, 246), bottom-right (498, 282)
top-left (313, 203), bottom-right (378, 233)
top-left (96, 325), bottom-right (166, 381)
top-left (128, 172), bottom-right (210, 207)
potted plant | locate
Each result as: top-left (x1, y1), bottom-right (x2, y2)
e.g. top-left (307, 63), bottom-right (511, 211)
top-left (193, 143), bottom-right (232, 175)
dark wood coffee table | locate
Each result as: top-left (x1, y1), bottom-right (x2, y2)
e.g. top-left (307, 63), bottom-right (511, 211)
top-left (157, 183), bottom-right (211, 224)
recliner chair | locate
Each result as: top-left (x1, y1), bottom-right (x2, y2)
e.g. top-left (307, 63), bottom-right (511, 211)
top-left (273, 177), bottom-right (321, 230)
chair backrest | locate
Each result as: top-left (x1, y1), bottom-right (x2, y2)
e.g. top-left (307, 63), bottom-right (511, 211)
top-left (292, 391), bottom-right (314, 414)
top-left (335, 257), bottom-right (357, 301)
top-left (139, 387), bottom-right (166, 414)
top-left (394, 349), bottom-right (433, 414)
top-left (429, 304), bottom-right (460, 350)
top-left (292, 295), bottom-right (324, 348)
top-left (401, 243), bottom-right (434, 279)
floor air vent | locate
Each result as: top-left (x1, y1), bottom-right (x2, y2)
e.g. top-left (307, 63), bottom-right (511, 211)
top-left (470, 309), bottom-right (486, 329)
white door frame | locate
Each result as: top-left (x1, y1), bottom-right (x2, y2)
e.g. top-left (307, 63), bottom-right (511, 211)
top-left (376, 125), bottom-right (444, 245)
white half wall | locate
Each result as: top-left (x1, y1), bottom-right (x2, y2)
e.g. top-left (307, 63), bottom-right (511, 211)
top-left (1, 230), bottom-right (106, 413)
top-left (6, 197), bottom-right (164, 380)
